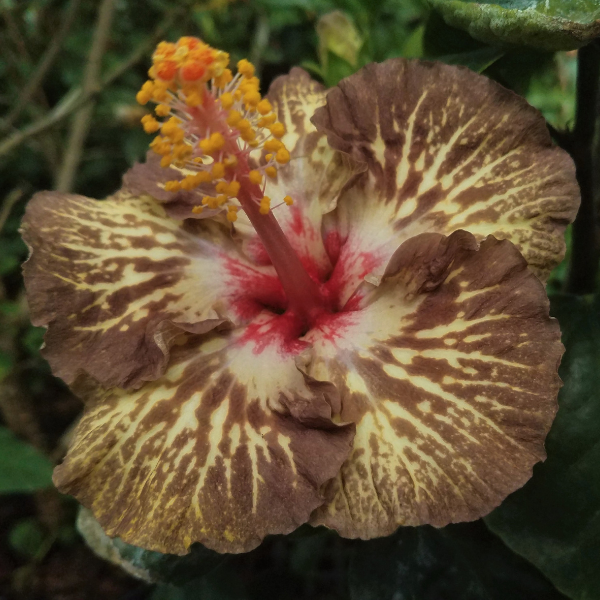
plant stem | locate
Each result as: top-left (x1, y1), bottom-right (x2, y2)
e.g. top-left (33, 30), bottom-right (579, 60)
top-left (565, 41), bottom-right (600, 295)
top-left (55, 0), bottom-right (117, 192)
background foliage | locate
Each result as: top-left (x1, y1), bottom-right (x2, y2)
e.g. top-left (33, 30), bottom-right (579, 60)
top-left (0, 0), bottom-right (598, 598)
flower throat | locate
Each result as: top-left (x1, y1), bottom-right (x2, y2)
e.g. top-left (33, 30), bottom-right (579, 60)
top-left (136, 36), bottom-right (329, 330)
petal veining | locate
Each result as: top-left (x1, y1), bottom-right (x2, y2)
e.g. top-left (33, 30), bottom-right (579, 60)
top-left (313, 58), bottom-right (579, 304)
top-left (305, 231), bottom-right (562, 538)
top-left (53, 314), bottom-right (354, 554)
top-left (22, 191), bottom-right (285, 389)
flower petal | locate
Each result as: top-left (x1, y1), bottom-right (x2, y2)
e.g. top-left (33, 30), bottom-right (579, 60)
top-left (313, 58), bottom-right (579, 304)
top-left (305, 231), bottom-right (562, 538)
top-left (22, 191), bottom-right (285, 389)
top-left (236, 68), bottom-right (357, 277)
top-left (53, 315), bottom-right (354, 554)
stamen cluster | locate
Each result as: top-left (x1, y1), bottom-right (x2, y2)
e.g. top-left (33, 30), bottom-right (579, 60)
top-left (136, 37), bottom-right (293, 221)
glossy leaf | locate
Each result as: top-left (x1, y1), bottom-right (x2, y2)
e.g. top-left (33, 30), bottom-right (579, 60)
top-left (427, 0), bottom-right (600, 50)
top-left (487, 294), bottom-right (600, 600)
top-left (349, 521), bottom-right (566, 600)
top-left (0, 426), bottom-right (53, 494)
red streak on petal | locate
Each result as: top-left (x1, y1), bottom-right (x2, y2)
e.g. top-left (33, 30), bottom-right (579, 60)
top-left (239, 311), bottom-right (308, 355)
top-left (324, 231), bottom-right (342, 266)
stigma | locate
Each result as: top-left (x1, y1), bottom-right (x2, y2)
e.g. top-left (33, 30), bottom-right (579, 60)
top-left (136, 37), bottom-right (293, 222)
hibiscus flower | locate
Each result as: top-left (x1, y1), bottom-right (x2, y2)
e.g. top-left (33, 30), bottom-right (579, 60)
top-left (21, 37), bottom-right (579, 554)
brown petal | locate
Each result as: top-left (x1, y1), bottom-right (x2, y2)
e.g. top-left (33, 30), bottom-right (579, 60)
top-left (22, 191), bottom-right (284, 389)
top-left (54, 317), bottom-right (354, 554)
top-left (313, 58), bottom-right (579, 284)
top-left (306, 231), bottom-right (562, 538)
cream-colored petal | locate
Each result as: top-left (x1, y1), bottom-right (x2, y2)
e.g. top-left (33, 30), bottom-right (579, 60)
top-left (305, 231), bottom-right (562, 538)
top-left (54, 313), bottom-right (354, 554)
top-left (22, 191), bottom-right (284, 389)
top-left (313, 58), bottom-right (579, 304)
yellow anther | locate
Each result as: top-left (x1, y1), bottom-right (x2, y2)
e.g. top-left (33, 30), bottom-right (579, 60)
top-left (155, 104), bottom-right (171, 117)
top-left (215, 181), bottom-right (229, 194)
top-left (214, 69), bottom-right (233, 88)
top-left (265, 139), bottom-right (283, 152)
top-left (141, 114), bottom-right (160, 133)
top-left (171, 128), bottom-right (185, 143)
top-left (265, 153), bottom-right (273, 162)
top-left (237, 59), bottom-right (255, 78)
top-left (199, 138), bottom-right (213, 155)
top-left (165, 181), bottom-right (181, 192)
top-left (240, 128), bottom-right (256, 142)
top-left (185, 92), bottom-right (202, 107)
top-left (226, 207), bottom-right (238, 222)
top-left (210, 132), bottom-right (225, 150)
top-left (284, 195), bottom-right (294, 206)
top-left (270, 122), bottom-right (286, 138)
top-left (234, 90), bottom-right (242, 101)
top-left (248, 170), bottom-right (262, 185)
top-left (152, 86), bottom-right (169, 102)
top-left (259, 195), bottom-right (271, 215)
top-left (193, 157), bottom-right (204, 164)
top-left (194, 171), bottom-right (213, 184)
top-left (236, 118), bottom-right (251, 132)
top-left (136, 90), bottom-right (151, 105)
top-left (257, 99), bottom-right (272, 115)
top-left (243, 90), bottom-right (261, 108)
top-left (180, 175), bottom-right (198, 191)
top-left (240, 76), bottom-right (259, 92)
top-left (265, 166), bottom-right (277, 178)
top-left (220, 92), bottom-right (234, 109)
top-left (160, 155), bottom-right (173, 168)
top-left (201, 196), bottom-right (211, 205)
top-left (224, 154), bottom-right (238, 168)
top-left (192, 205), bottom-right (204, 214)
top-left (276, 147), bottom-right (291, 164)
top-left (161, 117), bottom-right (181, 137)
top-left (173, 143), bottom-right (192, 159)
top-left (258, 114), bottom-right (277, 127)
top-left (211, 162), bottom-right (225, 178)
top-left (226, 110), bottom-right (242, 127)
top-left (248, 140), bottom-right (259, 147)
top-left (227, 180), bottom-right (240, 196)
top-left (217, 194), bottom-right (228, 206)
top-left (141, 81), bottom-right (155, 94)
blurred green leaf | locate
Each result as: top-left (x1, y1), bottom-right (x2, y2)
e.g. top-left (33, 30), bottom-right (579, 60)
top-left (0, 426), bottom-right (53, 494)
top-left (9, 517), bottom-right (46, 559)
top-left (487, 294), bottom-right (600, 600)
top-left (349, 521), bottom-right (566, 600)
top-left (436, 45), bottom-right (505, 72)
top-left (427, 0), bottom-right (600, 51)
top-left (317, 11), bottom-right (363, 67)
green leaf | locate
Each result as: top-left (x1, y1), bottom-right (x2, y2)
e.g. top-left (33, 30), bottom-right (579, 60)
top-left (9, 518), bottom-right (46, 559)
top-left (436, 45), bottom-right (505, 72)
top-left (0, 427), bottom-right (53, 494)
top-left (349, 521), bottom-right (566, 600)
top-left (486, 294), bottom-right (600, 600)
top-left (427, 0), bottom-right (600, 51)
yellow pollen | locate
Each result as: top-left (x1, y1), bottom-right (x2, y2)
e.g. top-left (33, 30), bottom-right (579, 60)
top-left (249, 170), bottom-right (262, 185)
top-left (259, 195), bottom-right (271, 214)
top-left (270, 122), bottom-right (286, 138)
top-left (237, 58), bottom-right (255, 78)
top-left (220, 92), bottom-right (234, 109)
top-left (192, 205), bottom-right (204, 214)
top-left (284, 195), bottom-right (294, 206)
top-left (276, 147), bottom-right (291, 164)
top-left (139, 37), bottom-right (294, 211)
top-left (155, 104), bottom-right (171, 117)
top-left (256, 99), bottom-right (272, 115)
top-left (211, 162), bottom-right (225, 178)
